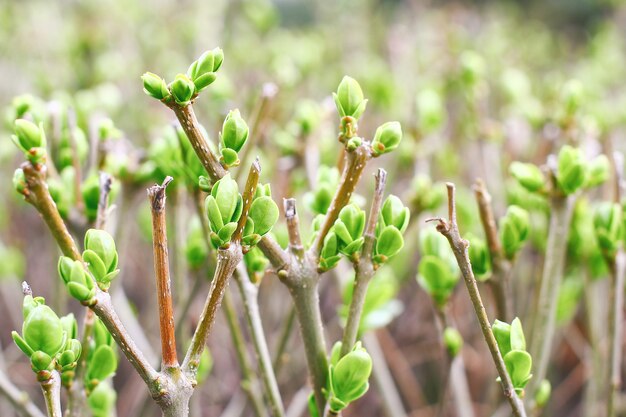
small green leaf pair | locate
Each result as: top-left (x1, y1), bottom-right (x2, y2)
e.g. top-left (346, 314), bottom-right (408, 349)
top-left (371, 121), bottom-right (402, 157)
top-left (88, 382), bottom-right (117, 417)
top-left (333, 76), bottom-right (368, 120)
top-left (509, 162), bottom-right (545, 193)
top-left (187, 48), bottom-right (224, 93)
top-left (333, 204), bottom-right (366, 259)
top-left (244, 246), bottom-right (269, 284)
top-left (12, 119), bottom-right (47, 165)
top-left (83, 229), bottom-right (120, 291)
top-left (327, 342), bottom-right (372, 412)
top-left (499, 205), bottom-right (530, 260)
top-left (58, 258), bottom-right (96, 303)
top-left (410, 174), bottom-right (446, 214)
top-left (417, 229), bottom-right (459, 307)
top-left (205, 174), bottom-right (278, 248)
top-left (304, 166), bottom-right (340, 215)
top-left (86, 319), bottom-right (118, 391)
top-left (492, 317), bottom-right (532, 396)
top-left (373, 196), bottom-right (409, 265)
top-left (594, 202), bottom-right (623, 257)
top-left (467, 233), bottom-right (491, 281)
top-left (219, 109), bottom-right (249, 167)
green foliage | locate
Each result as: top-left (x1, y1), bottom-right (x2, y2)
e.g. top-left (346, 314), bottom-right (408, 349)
top-left (492, 317), bottom-right (533, 396)
top-left (58, 257), bottom-right (96, 303)
top-left (88, 382), bottom-right (117, 417)
top-left (417, 228), bottom-right (459, 307)
top-left (593, 202), bottom-right (623, 257)
top-left (333, 76), bottom-right (367, 120)
top-left (12, 119), bottom-right (46, 164)
top-left (304, 166), bottom-right (340, 215)
top-left (466, 233), bottom-right (491, 281)
top-left (327, 342), bottom-right (372, 412)
top-left (83, 229), bottom-right (120, 291)
top-left (443, 327), bottom-right (463, 357)
top-left (499, 205), bottom-right (530, 260)
top-left (219, 109), bottom-right (249, 167)
top-left (371, 121), bottom-right (402, 157)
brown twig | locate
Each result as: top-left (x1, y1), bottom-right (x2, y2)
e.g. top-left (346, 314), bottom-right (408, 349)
top-left (40, 371), bottom-right (62, 417)
top-left (148, 176), bottom-right (178, 369)
top-left (428, 183), bottom-right (527, 417)
top-left (340, 168), bottom-right (387, 356)
top-left (311, 145), bottom-right (371, 256)
top-left (473, 178), bottom-right (512, 321)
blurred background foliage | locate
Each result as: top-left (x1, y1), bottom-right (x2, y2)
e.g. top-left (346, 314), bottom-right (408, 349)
top-left (1, 0), bottom-right (626, 416)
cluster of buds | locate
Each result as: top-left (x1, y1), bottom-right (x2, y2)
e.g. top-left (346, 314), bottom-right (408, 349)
top-left (142, 48), bottom-right (224, 105)
top-left (12, 119), bottom-right (47, 165)
top-left (219, 109), bottom-right (249, 167)
top-left (12, 290), bottom-right (81, 381)
top-left (325, 342), bottom-right (373, 413)
top-left (492, 317), bottom-right (533, 396)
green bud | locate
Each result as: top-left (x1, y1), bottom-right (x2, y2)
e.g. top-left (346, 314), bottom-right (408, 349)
top-left (509, 162), bottom-right (545, 193)
top-left (333, 76), bottom-right (367, 119)
top-left (594, 202), bottom-right (623, 256)
top-left (585, 155), bottom-right (610, 188)
top-left (374, 226), bottom-right (404, 264)
top-left (329, 341), bottom-right (342, 367)
top-left (467, 233), bottom-right (491, 281)
top-left (220, 109), bottom-right (249, 167)
top-left (504, 350), bottom-right (533, 395)
top-left (13, 168), bottom-right (27, 195)
top-left (188, 48), bottom-right (224, 87)
top-left (82, 174), bottom-right (100, 222)
top-left (556, 146), bottom-right (587, 195)
top-left (30, 351), bottom-right (54, 372)
top-left (21, 302), bottom-right (65, 357)
top-left (84, 230), bottom-right (119, 290)
top-left (459, 51), bottom-right (486, 86)
top-left (320, 232), bottom-right (342, 271)
top-left (417, 255), bottom-right (459, 306)
top-left (58, 257), bottom-right (95, 302)
top-left (170, 74), bottom-right (195, 106)
top-left (93, 318), bottom-right (114, 349)
top-left (60, 314), bottom-right (78, 340)
top-left (510, 317), bottom-right (526, 351)
top-left (141, 72), bottom-right (170, 100)
top-left (335, 205), bottom-right (366, 247)
top-left (88, 382), bottom-right (117, 417)
top-left (499, 205), bottom-right (530, 260)
top-left (244, 247), bottom-right (269, 284)
top-left (247, 196), bottom-right (279, 236)
top-left (13, 119), bottom-right (45, 151)
top-left (443, 327), bottom-right (463, 357)
top-left (534, 380), bottom-right (551, 408)
top-left (294, 100), bottom-right (321, 134)
top-left (329, 343), bottom-right (372, 411)
top-left (87, 345), bottom-right (117, 384)
top-left (379, 195), bottom-right (410, 233)
top-left (198, 176), bottom-right (212, 192)
top-left (371, 121), bottom-right (402, 157)
top-left (561, 79), bottom-right (584, 115)
top-left (492, 319), bottom-right (512, 356)
top-left (210, 173), bottom-right (242, 225)
top-left (58, 339), bottom-right (82, 371)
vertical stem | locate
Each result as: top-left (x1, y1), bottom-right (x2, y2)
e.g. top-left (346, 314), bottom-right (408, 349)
top-left (527, 195), bottom-right (574, 400)
top-left (340, 169), bottom-right (387, 357)
top-left (234, 267), bottom-right (285, 417)
top-left (288, 277), bottom-right (328, 414)
top-left (148, 177), bottom-right (178, 369)
top-left (222, 290), bottom-right (268, 417)
top-left (272, 305), bottom-right (296, 374)
top-left (607, 250), bottom-right (625, 417)
top-left (430, 183), bottom-right (527, 417)
top-left (40, 372), bottom-right (62, 417)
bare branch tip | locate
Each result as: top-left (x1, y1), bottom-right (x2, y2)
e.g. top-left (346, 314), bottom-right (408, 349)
top-left (22, 281), bottom-right (32, 296)
top-left (284, 198), bottom-right (297, 218)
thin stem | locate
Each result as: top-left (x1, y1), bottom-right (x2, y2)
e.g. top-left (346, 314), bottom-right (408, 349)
top-left (67, 308), bottom-right (94, 417)
top-left (311, 145), bottom-right (371, 256)
top-left (234, 266), bottom-right (285, 417)
top-left (21, 162), bottom-right (81, 259)
top-left (272, 305), bottom-right (296, 374)
top-left (429, 183), bottom-right (526, 417)
top-left (0, 369), bottom-right (46, 417)
top-left (340, 169), bottom-right (387, 356)
top-left (233, 159), bottom-right (261, 242)
top-left (473, 178), bottom-right (512, 321)
top-left (527, 194), bottom-right (574, 400)
top-left (40, 372), bottom-right (62, 417)
top-left (170, 104), bottom-right (227, 182)
top-left (607, 249), bottom-right (625, 417)
top-left (148, 176), bottom-right (179, 369)
top-left (222, 289), bottom-right (268, 417)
